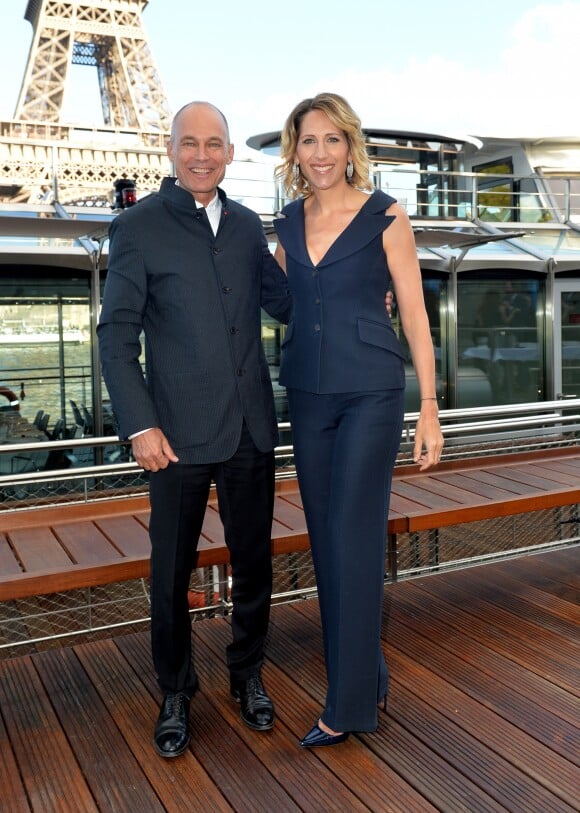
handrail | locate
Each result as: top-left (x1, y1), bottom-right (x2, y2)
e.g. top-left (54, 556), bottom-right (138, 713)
top-left (398, 398), bottom-right (580, 453)
top-left (403, 397), bottom-right (580, 421)
top-left (437, 413), bottom-right (579, 436)
top-left (276, 165), bottom-right (580, 223)
top-left (3, 400), bottom-right (578, 458)
top-left (0, 460), bottom-right (140, 488)
top-left (0, 434), bottom-right (124, 456)
top-left (2, 400), bottom-right (579, 495)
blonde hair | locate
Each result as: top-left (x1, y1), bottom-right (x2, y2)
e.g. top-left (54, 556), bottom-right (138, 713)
top-left (275, 92), bottom-right (372, 199)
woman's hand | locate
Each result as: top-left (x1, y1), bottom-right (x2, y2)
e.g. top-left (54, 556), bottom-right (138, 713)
top-left (413, 401), bottom-right (444, 470)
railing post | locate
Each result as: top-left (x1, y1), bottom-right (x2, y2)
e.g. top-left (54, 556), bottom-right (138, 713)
top-left (470, 174), bottom-right (477, 220)
top-left (564, 178), bottom-right (571, 222)
top-left (387, 533), bottom-right (398, 581)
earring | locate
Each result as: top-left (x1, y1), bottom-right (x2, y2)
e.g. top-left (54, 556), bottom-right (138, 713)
top-left (293, 163), bottom-right (300, 184)
top-left (346, 161), bottom-right (354, 180)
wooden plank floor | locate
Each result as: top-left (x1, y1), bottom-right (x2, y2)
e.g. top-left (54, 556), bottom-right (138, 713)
top-left (0, 546), bottom-right (578, 813)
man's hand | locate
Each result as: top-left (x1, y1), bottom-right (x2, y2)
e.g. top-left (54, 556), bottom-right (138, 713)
top-left (131, 428), bottom-right (179, 471)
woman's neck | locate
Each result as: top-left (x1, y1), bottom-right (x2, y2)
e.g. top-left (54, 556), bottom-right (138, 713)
top-left (306, 184), bottom-right (366, 216)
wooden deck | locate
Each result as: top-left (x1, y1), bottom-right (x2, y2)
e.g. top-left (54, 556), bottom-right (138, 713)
top-left (0, 545), bottom-right (578, 813)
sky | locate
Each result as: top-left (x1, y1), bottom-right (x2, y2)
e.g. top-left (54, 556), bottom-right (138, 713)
top-left (1, 0), bottom-right (579, 158)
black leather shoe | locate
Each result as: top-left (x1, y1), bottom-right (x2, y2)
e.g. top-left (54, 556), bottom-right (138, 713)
top-left (231, 673), bottom-right (275, 731)
top-left (153, 692), bottom-right (191, 758)
top-left (299, 723), bottom-right (350, 748)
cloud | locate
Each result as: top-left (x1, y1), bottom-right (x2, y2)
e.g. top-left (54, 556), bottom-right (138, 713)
top-left (329, 3), bottom-right (580, 138)
top-left (236, 2), bottom-right (580, 146)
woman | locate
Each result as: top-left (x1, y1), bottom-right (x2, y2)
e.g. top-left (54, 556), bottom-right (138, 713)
top-left (274, 93), bottom-right (443, 747)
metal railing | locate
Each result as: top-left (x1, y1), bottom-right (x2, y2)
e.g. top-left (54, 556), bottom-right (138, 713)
top-left (375, 167), bottom-right (580, 224)
top-left (2, 399), bottom-right (580, 510)
top-left (0, 119), bottom-right (169, 149)
top-left (400, 398), bottom-right (580, 460)
top-left (274, 167), bottom-right (580, 226)
top-left (1, 400), bottom-right (579, 651)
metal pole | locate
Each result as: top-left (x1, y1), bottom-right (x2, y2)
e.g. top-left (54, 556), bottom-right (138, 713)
top-left (57, 296), bottom-right (66, 422)
top-left (545, 257), bottom-right (556, 399)
top-left (90, 243), bottom-right (105, 456)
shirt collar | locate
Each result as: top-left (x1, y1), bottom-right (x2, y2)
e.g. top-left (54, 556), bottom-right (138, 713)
top-left (203, 192), bottom-right (220, 214)
top-left (174, 179), bottom-right (220, 211)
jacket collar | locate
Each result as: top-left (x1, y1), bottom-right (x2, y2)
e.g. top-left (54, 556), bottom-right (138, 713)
top-left (158, 176), bottom-right (229, 212)
top-left (275, 189), bottom-right (396, 268)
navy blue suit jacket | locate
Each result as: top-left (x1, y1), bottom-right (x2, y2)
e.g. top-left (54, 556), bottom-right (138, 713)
top-left (98, 178), bottom-right (292, 463)
top-left (274, 190), bottom-right (406, 394)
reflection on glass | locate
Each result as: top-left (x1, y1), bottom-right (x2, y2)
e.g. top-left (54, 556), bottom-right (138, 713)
top-left (261, 312), bottom-right (287, 424)
top-left (458, 278), bottom-right (543, 407)
top-left (0, 295), bottom-right (92, 434)
top-left (560, 291), bottom-right (580, 397)
top-left (0, 286), bottom-right (98, 474)
top-left (391, 277), bottom-right (445, 411)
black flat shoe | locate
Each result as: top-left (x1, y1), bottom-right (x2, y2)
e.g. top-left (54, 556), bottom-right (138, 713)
top-left (153, 692), bottom-right (191, 758)
top-left (299, 723), bottom-right (350, 748)
top-left (231, 673), bottom-right (274, 731)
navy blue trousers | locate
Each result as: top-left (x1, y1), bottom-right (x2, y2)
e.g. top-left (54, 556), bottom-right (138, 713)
top-left (148, 423), bottom-right (274, 696)
top-left (288, 388), bottom-right (404, 732)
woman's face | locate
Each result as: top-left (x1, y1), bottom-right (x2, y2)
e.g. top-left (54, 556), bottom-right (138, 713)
top-left (294, 109), bottom-right (351, 192)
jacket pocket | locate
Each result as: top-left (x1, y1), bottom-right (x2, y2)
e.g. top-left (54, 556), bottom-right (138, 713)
top-left (357, 317), bottom-right (406, 360)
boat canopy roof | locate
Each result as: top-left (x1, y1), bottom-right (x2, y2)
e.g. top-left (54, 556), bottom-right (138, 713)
top-left (247, 128), bottom-right (483, 155)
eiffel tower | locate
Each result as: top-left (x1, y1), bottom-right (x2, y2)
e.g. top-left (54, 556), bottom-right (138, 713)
top-left (0, 0), bottom-right (172, 204)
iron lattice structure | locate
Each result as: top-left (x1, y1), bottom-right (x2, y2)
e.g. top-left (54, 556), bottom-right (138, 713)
top-left (0, 0), bottom-right (172, 204)
top-left (16, 0), bottom-right (171, 131)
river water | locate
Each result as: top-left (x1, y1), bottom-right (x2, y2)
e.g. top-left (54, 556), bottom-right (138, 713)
top-left (1, 341), bottom-right (93, 432)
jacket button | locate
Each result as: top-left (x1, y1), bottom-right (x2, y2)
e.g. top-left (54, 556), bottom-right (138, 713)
top-left (223, 286), bottom-right (232, 293)
top-left (237, 368), bottom-right (245, 376)
top-left (230, 326), bottom-right (237, 334)
top-left (314, 324), bottom-right (321, 332)
top-left (213, 247), bottom-right (222, 255)
top-left (314, 298), bottom-right (320, 304)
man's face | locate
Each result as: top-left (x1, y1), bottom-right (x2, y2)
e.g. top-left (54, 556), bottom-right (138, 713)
top-left (167, 104), bottom-right (234, 206)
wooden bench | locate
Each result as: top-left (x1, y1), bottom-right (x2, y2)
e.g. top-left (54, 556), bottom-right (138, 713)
top-left (0, 479), bottom-right (309, 603)
top-left (1, 448), bottom-right (579, 603)
top-left (391, 446), bottom-right (580, 528)
top-left (386, 446), bottom-right (580, 577)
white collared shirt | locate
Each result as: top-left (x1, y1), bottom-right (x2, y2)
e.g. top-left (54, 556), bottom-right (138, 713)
top-left (175, 179), bottom-right (221, 235)
top-left (201, 192), bottom-right (222, 236)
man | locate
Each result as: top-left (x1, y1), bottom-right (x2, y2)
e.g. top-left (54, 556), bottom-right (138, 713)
top-left (98, 102), bottom-right (292, 758)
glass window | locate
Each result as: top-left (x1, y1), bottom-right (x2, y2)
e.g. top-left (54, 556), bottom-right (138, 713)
top-left (557, 286), bottom-right (580, 397)
top-left (457, 277), bottom-right (543, 407)
top-left (518, 176), bottom-right (552, 223)
top-left (370, 137), bottom-right (463, 218)
top-left (544, 177), bottom-right (580, 222)
top-left (391, 276), bottom-right (446, 411)
top-left (475, 159), bottom-right (516, 222)
top-left (261, 311), bottom-right (287, 423)
top-left (0, 278), bottom-right (96, 474)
